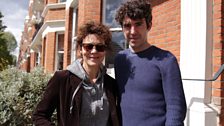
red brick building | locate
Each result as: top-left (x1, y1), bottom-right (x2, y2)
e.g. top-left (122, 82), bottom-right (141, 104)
top-left (18, 0), bottom-right (224, 125)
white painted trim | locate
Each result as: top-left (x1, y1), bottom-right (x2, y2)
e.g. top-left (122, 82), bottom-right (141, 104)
top-left (180, 0), bottom-right (217, 125)
top-left (58, 0), bottom-right (66, 3)
top-left (30, 20), bottom-right (65, 52)
top-left (54, 33), bottom-right (58, 70)
top-left (66, 0), bottom-right (78, 10)
top-left (42, 3), bottom-right (66, 17)
top-left (30, 49), bottom-right (35, 53)
top-left (102, 0), bottom-right (107, 24)
top-left (110, 27), bottom-right (122, 32)
top-left (71, 8), bottom-right (78, 62)
top-left (44, 34), bottom-right (47, 68)
top-left (29, 0), bottom-right (33, 5)
top-left (37, 51), bottom-right (41, 66)
top-left (55, 32), bottom-right (64, 71)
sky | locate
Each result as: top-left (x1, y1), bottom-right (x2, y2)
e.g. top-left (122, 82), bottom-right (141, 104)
top-left (0, 0), bottom-right (29, 57)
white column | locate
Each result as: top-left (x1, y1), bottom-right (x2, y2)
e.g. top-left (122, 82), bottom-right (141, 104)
top-left (180, 0), bottom-right (217, 126)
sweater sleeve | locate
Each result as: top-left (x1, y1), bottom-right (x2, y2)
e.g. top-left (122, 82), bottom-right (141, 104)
top-left (161, 55), bottom-right (187, 126)
top-left (32, 71), bottom-right (60, 126)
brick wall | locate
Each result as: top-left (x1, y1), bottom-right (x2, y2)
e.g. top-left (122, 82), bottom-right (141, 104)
top-left (44, 0), bottom-right (48, 5)
top-left (212, 0), bottom-right (224, 125)
top-left (18, 27), bottom-right (30, 70)
top-left (18, 1), bottom-right (224, 125)
top-left (63, 7), bottom-right (73, 68)
top-left (18, 0), bottom-right (38, 71)
top-left (45, 8), bottom-right (65, 21)
top-left (41, 37), bottom-right (46, 68)
top-left (27, 57), bottom-right (31, 72)
top-left (77, 0), bottom-right (102, 28)
top-left (28, 1), bottom-right (37, 71)
top-left (149, 0), bottom-right (181, 61)
top-left (21, 61), bottom-right (28, 71)
top-left (47, 0), bottom-right (58, 4)
top-left (44, 32), bottom-right (56, 73)
top-left (30, 52), bottom-right (36, 70)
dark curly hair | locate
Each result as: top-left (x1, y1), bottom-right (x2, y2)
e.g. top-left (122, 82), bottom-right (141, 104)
top-left (76, 21), bottom-right (112, 58)
top-left (115, 0), bottom-right (152, 28)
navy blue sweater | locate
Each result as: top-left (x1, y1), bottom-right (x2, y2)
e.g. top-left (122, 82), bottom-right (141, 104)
top-left (115, 46), bottom-right (186, 126)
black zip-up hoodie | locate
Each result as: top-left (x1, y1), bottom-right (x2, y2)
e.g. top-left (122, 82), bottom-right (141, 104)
top-left (32, 59), bottom-right (120, 126)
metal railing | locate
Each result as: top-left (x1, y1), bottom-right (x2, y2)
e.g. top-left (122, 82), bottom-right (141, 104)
top-left (182, 64), bottom-right (224, 81)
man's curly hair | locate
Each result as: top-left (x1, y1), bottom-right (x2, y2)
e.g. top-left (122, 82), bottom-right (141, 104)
top-left (115, 0), bottom-right (152, 28)
top-left (76, 21), bottom-right (112, 58)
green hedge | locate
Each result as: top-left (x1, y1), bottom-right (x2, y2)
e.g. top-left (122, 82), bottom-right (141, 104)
top-left (0, 66), bottom-right (52, 126)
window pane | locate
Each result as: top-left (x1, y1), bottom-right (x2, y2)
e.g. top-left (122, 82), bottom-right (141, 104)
top-left (105, 32), bottom-right (126, 68)
top-left (56, 34), bottom-right (64, 70)
top-left (103, 0), bottom-right (128, 78)
top-left (57, 53), bottom-right (63, 70)
top-left (59, 0), bottom-right (66, 2)
top-left (104, 0), bottom-right (123, 27)
top-left (71, 8), bottom-right (78, 62)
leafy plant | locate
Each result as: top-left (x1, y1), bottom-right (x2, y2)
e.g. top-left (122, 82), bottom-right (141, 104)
top-left (0, 66), bottom-right (52, 125)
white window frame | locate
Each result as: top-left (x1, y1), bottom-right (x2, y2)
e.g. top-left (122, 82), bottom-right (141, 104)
top-left (102, 0), bottom-right (128, 78)
top-left (71, 7), bottom-right (78, 62)
top-left (58, 0), bottom-right (66, 3)
top-left (36, 52), bottom-right (40, 66)
top-left (55, 32), bottom-right (64, 70)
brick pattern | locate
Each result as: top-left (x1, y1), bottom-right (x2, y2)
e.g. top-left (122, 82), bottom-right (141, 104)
top-left (149, 0), bottom-right (181, 61)
top-left (47, 0), bottom-right (58, 4)
top-left (30, 52), bottom-right (37, 70)
top-left (44, 0), bottom-right (48, 5)
top-left (63, 8), bottom-right (73, 68)
top-left (41, 37), bottom-right (46, 67)
top-left (18, 0), bottom-right (33, 71)
top-left (42, 1), bottom-right (65, 71)
top-left (44, 32), bottom-right (56, 73)
top-left (77, 0), bottom-right (102, 28)
top-left (45, 8), bottom-right (65, 21)
top-left (18, 0), bottom-right (224, 125)
top-left (212, 0), bottom-right (224, 125)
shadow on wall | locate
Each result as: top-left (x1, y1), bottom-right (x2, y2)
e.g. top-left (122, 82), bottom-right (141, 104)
top-left (220, 0), bottom-right (224, 125)
top-left (186, 97), bottom-right (218, 126)
top-left (148, 0), bottom-right (169, 7)
top-left (183, 64), bottom-right (224, 125)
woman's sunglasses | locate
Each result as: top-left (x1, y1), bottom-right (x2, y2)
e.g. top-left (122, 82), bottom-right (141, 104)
top-left (82, 43), bottom-right (107, 52)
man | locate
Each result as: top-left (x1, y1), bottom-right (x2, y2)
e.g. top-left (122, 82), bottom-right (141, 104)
top-left (114, 0), bottom-right (187, 126)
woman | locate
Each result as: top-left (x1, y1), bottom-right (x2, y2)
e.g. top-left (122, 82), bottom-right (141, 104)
top-left (32, 21), bottom-right (120, 126)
